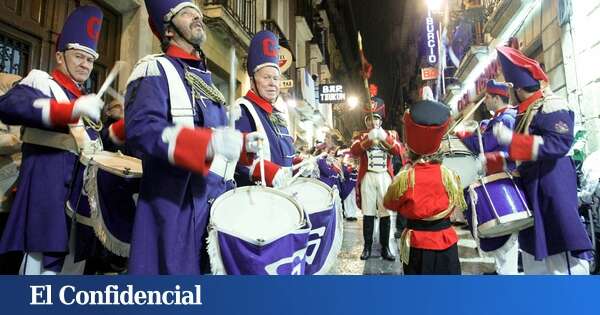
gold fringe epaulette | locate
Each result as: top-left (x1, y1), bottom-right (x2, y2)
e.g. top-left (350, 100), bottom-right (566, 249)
top-left (440, 165), bottom-right (467, 210)
top-left (384, 167), bottom-right (415, 204)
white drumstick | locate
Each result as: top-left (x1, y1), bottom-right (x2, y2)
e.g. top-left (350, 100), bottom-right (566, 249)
top-left (97, 61), bottom-right (126, 99)
top-left (228, 46), bottom-right (238, 128)
top-left (259, 139), bottom-right (266, 187)
top-left (105, 86), bottom-right (125, 104)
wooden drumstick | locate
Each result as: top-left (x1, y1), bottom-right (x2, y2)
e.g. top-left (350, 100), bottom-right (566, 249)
top-left (97, 61), bottom-right (126, 99)
top-left (445, 97), bottom-right (486, 137)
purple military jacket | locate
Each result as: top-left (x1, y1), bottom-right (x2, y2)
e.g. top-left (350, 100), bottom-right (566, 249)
top-left (124, 45), bottom-right (233, 275)
top-left (0, 68), bottom-right (103, 271)
top-left (508, 90), bottom-right (592, 260)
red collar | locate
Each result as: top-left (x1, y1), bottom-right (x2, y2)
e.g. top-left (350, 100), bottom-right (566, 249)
top-left (517, 90), bottom-right (544, 114)
top-left (492, 106), bottom-right (509, 119)
top-left (245, 90), bottom-right (273, 114)
top-left (51, 69), bottom-right (82, 98)
top-left (166, 44), bottom-right (201, 61)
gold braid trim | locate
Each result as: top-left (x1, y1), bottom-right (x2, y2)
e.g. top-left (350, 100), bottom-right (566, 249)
top-left (440, 165), bottom-right (467, 211)
top-left (384, 167), bottom-right (415, 204)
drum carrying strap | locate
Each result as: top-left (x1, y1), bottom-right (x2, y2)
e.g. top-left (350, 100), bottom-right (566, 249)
top-left (156, 57), bottom-right (235, 180)
top-left (22, 79), bottom-right (95, 154)
top-left (155, 57), bottom-right (195, 127)
top-left (238, 98), bottom-right (271, 160)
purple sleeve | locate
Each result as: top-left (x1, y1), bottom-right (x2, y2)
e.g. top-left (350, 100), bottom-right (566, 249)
top-left (0, 84), bottom-right (49, 129)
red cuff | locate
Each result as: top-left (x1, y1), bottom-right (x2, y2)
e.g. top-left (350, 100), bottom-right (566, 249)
top-left (238, 132), bottom-right (255, 166)
top-left (485, 152), bottom-right (506, 174)
top-left (49, 100), bottom-right (77, 127)
top-left (108, 119), bottom-right (126, 144)
top-left (173, 128), bottom-right (213, 175)
top-left (509, 134), bottom-right (534, 161)
top-left (455, 131), bottom-right (472, 139)
top-left (252, 160), bottom-right (280, 186)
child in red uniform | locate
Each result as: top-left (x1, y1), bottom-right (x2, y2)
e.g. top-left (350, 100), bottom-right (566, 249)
top-left (384, 100), bottom-right (466, 275)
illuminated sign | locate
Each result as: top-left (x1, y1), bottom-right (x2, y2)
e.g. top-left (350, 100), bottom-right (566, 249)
top-left (318, 84), bottom-right (346, 103)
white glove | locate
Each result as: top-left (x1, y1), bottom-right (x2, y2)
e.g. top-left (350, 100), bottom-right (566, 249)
top-left (208, 127), bottom-right (243, 162)
top-left (368, 128), bottom-right (379, 141)
top-left (377, 128), bottom-right (388, 141)
top-left (72, 94), bottom-right (104, 122)
top-left (245, 131), bottom-right (265, 153)
top-left (299, 161), bottom-right (316, 177)
top-left (493, 123), bottom-right (513, 146)
top-left (272, 168), bottom-right (292, 188)
top-left (228, 103), bottom-right (242, 122)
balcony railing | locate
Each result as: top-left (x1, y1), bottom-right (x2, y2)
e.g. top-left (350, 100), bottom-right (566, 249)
top-left (204, 0), bottom-right (257, 35)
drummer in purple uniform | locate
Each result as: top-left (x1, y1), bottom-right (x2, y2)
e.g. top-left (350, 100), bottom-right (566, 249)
top-left (124, 0), bottom-right (262, 274)
top-left (455, 80), bottom-right (519, 275)
top-left (234, 31), bottom-right (294, 188)
top-left (0, 6), bottom-right (107, 274)
top-left (486, 45), bottom-right (592, 274)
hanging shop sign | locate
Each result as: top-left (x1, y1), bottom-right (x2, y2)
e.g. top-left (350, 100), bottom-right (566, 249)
top-left (279, 47), bottom-right (293, 73)
top-left (318, 84), bottom-right (346, 103)
top-left (280, 80), bottom-right (294, 89)
top-left (421, 67), bottom-right (439, 81)
top-left (425, 9), bottom-right (438, 65)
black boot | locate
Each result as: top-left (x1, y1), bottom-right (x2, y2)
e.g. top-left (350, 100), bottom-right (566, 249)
top-left (360, 216), bottom-right (375, 260)
top-left (380, 216), bottom-right (396, 261)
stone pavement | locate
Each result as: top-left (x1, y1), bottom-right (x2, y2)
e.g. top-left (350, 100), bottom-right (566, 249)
top-left (329, 215), bottom-right (496, 275)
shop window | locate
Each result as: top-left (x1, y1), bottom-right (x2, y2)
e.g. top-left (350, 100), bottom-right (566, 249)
top-left (0, 32), bottom-right (30, 76)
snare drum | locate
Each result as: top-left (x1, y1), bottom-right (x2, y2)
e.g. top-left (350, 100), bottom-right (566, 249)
top-left (439, 135), bottom-right (479, 189)
top-left (80, 151), bottom-right (142, 178)
top-left (282, 178), bottom-right (343, 275)
top-left (465, 172), bottom-right (533, 238)
top-left (208, 186), bottom-right (310, 275)
top-left (82, 151), bottom-right (142, 257)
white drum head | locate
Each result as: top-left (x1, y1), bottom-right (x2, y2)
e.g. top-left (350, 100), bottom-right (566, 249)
top-left (442, 155), bottom-right (479, 189)
top-left (282, 178), bottom-right (333, 214)
top-left (210, 186), bottom-right (304, 243)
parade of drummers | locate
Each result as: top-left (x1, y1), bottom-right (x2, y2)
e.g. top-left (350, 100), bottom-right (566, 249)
top-left (1, 0), bottom-right (600, 276)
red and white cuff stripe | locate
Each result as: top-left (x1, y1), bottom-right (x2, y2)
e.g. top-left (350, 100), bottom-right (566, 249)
top-left (108, 119), bottom-right (126, 145)
top-left (509, 134), bottom-right (544, 161)
top-left (161, 125), bottom-right (213, 175)
top-left (33, 98), bottom-right (77, 127)
top-left (250, 159), bottom-right (280, 187)
top-left (485, 151), bottom-right (508, 175)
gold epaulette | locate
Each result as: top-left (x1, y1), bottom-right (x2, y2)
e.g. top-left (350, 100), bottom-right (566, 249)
top-left (384, 166), bottom-right (415, 204)
top-left (440, 165), bottom-right (467, 210)
top-left (352, 131), bottom-right (364, 139)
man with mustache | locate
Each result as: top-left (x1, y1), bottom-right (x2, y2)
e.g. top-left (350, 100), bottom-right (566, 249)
top-left (0, 6), bottom-right (106, 274)
top-left (124, 0), bottom-right (261, 274)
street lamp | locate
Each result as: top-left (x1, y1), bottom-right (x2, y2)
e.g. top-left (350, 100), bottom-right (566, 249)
top-left (347, 95), bottom-right (359, 109)
top-left (426, 0), bottom-right (443, 11)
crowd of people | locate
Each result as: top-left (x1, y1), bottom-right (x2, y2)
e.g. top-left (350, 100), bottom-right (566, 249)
top-left (0, 0), bottom-right (593, 275)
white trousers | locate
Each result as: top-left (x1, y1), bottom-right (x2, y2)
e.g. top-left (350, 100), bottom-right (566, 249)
top-left (360, 171), bottom-right (391, 218)
top-left (521, 251), bottom-right (590, 275)
top-left (484, 233), bottom-right (520, 275)
top-left (343, 189), bottom-right (360, 218)
top-left (19, 223), bottom-right (86, 275)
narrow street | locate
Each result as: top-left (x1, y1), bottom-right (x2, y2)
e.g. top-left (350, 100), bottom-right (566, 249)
top-left (331, 215), bottom-right (495, 275)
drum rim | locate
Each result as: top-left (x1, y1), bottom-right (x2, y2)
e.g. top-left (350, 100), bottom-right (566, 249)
top-left (210, 186), bottom-right (309, 245)
top-left (478, 212), bottom-right (534, 238)
top-left (468, 172), bottom-right (514, 189)
top-left (282, 177), bottom-right (335, 214)
top-left (80, 151), bottom-right (143, 178)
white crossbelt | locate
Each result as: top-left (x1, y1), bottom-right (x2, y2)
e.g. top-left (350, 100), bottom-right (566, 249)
top-left (157, 57), bottom-right (234, 180)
